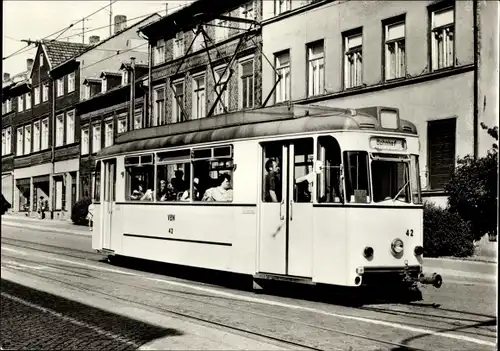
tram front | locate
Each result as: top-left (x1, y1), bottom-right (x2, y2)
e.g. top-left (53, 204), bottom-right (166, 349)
top-left (334, 132), bottom-right (442, 290)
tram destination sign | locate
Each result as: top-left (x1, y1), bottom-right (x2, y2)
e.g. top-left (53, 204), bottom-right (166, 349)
top-left (369, 137), bottom-right (406, 151)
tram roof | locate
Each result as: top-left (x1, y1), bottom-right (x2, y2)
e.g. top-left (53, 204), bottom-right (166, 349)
top-left (96, 104), bottom-right (418, 158)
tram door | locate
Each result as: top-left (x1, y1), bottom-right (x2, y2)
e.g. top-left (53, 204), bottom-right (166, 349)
top-left (259, 138), bottom-right (314, 277)
top-left (102, 159), bottom-right (116, 250)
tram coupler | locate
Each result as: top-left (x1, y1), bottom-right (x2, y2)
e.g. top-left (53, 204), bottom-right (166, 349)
top-left (418, 272), bottom-right (443, 288)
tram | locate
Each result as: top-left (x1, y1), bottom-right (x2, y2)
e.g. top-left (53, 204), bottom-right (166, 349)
top-left (92, 104), bottom-right (442, 291)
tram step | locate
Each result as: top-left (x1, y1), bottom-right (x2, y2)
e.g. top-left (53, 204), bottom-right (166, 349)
top-left (253, 273), bottom-right (316, 285)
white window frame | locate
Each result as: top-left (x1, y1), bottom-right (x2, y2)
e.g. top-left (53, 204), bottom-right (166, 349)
top-left (34, 86), bottom-right (40, 105)
top-left (18, 95), bottom-right (24, 112)
top-left (57, 78), bottom-right (64, 97)
top-left (275, 51), bottom-right (291, 103)
top-left (104, 119), bottom-right (114, 147)
top-left (33, 121), bottom-right (40, 153)
top-left (122, 70), bottom-right (129, 85)
top-left (24, 125), bottom-right (31, 155)
top-left (1, 130), bottom-right (5, 156)
top-left (81, 128), bottom-right (89, 155)
top-left (385, 21), bottom-right (406, 80)
top-left (92, 123), bottom-right (101, 154)
top-left (240, 2), bottom-right (255, 30)
top-left (101, 78), bottom-right (107, 93)
top-left (68, 72), bottom-right (75, 93)
top-left (214, 67), bottom-right (229, 115)
top-left (153, 86), bottom-right (165, 126)
top-left (344, 32), bottom-right (363, 89)
top-left (172, 79), bottom-right (184, 123)
top-left (40, 54), bottom-right (43, 67)
top-left (4, 127), bottom-right (12, 155)
top-left (275, 0), bottom-right (292, 15)
top-left (42, 83), bottom-right (49, 102)
top-left (117, 116), bottom-right (127, 134)
top-left (134, 109), bottom-right (142, 130)
top-left (154, 39), bottom-right (165, 65)
top-left (55, 114), bottom-right (64, 147)
top-left (173, 33), bottom-right (185, 59)
top-left (66, 110), bottom-right (75, 144)
top-left (431, 6), bottom-right (455, 71)
top-left (192, 74), bottom-right (206, 119)
top-left (5, 99), bottom-right (12, 113)
top-left (25, 92), bottom-right (31, 110)
top-left (239, 57), bottom-right (254, 109)
top-left (16, 127), bottom-right (23, 156)
top-left (41, 118), bottom-right (49, 150)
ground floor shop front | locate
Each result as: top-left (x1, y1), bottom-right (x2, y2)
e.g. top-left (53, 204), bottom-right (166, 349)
top-left (13, 159), bottom-right (80, 220)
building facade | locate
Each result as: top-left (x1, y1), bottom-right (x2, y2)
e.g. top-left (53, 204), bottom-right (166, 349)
top-left (260, 0), bottom-right (497, 206)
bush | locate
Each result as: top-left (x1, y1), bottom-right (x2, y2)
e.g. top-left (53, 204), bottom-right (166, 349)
top-left (423, 202), bottom-right (474, 258)
top-left (71, 198), bottom-right (92, 226)
top-left (444, 123), bottom-right (498, 241)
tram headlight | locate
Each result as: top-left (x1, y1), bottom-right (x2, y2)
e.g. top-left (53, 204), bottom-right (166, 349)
top-left (363, 246), bottom-right (374, 258)
top-left (391, 238), bottom-right (404, 255)
top-left (414, 245), bottom-right (424, 256)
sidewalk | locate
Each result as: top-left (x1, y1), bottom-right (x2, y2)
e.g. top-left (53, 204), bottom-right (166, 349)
top-left (1, 214), bottom-right (91, 236)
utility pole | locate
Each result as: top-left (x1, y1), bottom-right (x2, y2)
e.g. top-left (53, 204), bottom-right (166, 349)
top-left (109, 0), bottom-right (113, 37)
top-left (129, 57), bottom-right (136, 131)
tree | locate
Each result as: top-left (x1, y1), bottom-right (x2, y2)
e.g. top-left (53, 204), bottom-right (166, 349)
top-left (444, 123), bottom-right (498, 241)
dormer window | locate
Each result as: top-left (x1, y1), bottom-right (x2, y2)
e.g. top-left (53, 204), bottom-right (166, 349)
top-left (101, 78), bottom-right (107, 93)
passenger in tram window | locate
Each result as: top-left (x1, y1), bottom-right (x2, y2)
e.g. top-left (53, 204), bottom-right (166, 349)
top-left (157, 180), bottom-right (175, 201)
top-left (180, 177), bottom-right (200, 201)
top-left (264, 158), bottom-right (281, 202)
top-left (295, 166), bottom-right (315, 203)
top-left (202, 173), bottom-right (233, 202)
top-left (171, 170), bottom-right (187, 194)
top-left (131, 184), bottom-right (152, 201)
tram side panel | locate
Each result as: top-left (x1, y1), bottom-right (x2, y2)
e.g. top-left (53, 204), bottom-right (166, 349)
top-left (92, 204), bottom-right (102, 250)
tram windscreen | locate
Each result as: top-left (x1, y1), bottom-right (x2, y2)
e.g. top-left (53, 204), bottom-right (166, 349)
top-left (371, 158), bottom-right (411, 203)
top-left (343, 151), bottom-right (371, 203)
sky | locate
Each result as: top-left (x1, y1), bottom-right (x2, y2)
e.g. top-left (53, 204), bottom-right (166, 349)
top-left (2, 0), bottom-right (192, 76)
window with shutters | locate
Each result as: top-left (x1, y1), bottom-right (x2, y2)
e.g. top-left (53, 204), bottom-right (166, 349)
top-left (275, 51), bottom-right (291, 103)
top-left (33, 121), bottom-right (40, 153)
top-left (41, 118), bottom-right (49, 150)
top-left (427, 118), bottom-right (456, 189)
top-left (66, 110), bottom-right (75, 144)
top-left (192, 75), bottom-right (206, 119)
top-left (344, 31), bottom-right (363, 88)
top-left (384, 20), bottom-right (406, 80)
top-left (81, 128), bottom-right (89, 155)
top-left (240, 59), bottom-right (254, 109)
top-left (431, 6), bottom-right (454, 71)
top-left (24, 125), bottom-right (31, 155)
top-left (214, 68), bottom-right (229, 115)
top-left (56, 114), bottom-right (64, 147)
top-left (153, 87), bottom-right (165, 125)
top-left (172, 80), bottom-right (184, 122)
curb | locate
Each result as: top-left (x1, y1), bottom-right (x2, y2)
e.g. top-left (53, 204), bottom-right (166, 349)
top-left (424, 257), bottom-right (497, 277)
top-left (1, 221), bottom-right (92, 237)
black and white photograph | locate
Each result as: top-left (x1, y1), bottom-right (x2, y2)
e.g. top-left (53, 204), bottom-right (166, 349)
top-left (1, 0), bottom-right (498, 350)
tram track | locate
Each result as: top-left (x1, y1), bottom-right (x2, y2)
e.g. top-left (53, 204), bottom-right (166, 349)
top-left (0, 241), bottom-right (449, 350)
top-left (2, 238), bottom-right (495, 350)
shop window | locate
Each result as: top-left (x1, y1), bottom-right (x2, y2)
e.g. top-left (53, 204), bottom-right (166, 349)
top-left (125, 154), bottom-right (154, 201)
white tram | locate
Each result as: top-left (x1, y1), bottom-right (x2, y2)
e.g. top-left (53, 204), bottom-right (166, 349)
top-left (92, 104), bottom-right (442, 290)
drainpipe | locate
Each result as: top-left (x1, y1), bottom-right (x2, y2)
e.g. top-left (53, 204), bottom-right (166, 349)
top-left (473, 0), bottom-right (479, 160)
top-left (148, 43), bottom-right (152, 127)
top-left (131, 57), bottom-right (136, 129)
top-left (50, 74), bottom-right (56, 219)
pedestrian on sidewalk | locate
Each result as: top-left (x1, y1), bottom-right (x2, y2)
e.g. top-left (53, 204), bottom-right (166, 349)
top-left (38, 196), bottom-right (47, 219)
top-left (87, 201), bottom-right (95, 231)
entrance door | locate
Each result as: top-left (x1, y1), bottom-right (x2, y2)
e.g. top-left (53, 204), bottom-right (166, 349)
top-left (102, 159), bottom-right (116, 250)
top-left (259, 138), bottom-right (314, 277)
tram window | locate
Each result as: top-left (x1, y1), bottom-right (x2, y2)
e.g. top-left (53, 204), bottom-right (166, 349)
top-left (293, 139), bottom-right (314, 203)
top-left (125, 155), bottom-right (154, 201)
top-left (317, 136), bottom-right (343, 203)
top-left (344, 151), bottom-right (371, 203)
top-left (193, 145), bottom-right (234, 202)
top-left (410, 155), bottom-right (422, 204)
top-left (371, 159), bottom-right (410, 203)
top-left (156, 158), bottom-right (191, 201)
top-left (262, 144), bottom-right (282, 203)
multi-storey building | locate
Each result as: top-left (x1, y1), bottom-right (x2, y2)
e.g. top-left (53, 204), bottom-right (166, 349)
top-left (5, 13), bottom-right (159, 219)
top-left (260, 0), bottom-right (498, 206)
top-left (2, 65), bottom-right (32, 210)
